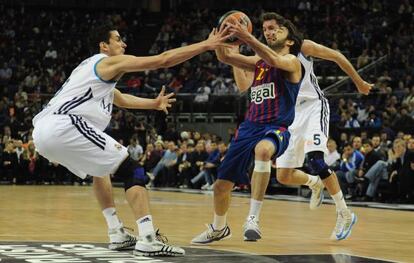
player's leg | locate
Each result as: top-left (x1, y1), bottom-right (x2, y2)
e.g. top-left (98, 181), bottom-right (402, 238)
top-left (93, 176), bottom-right (136, 250)
top-left (243, 139), bottom-right (274, 241)
top-left (244, 127), bottom-right (291, 241)
top-left (192, 122), bottom-right (255, 245)
top-left (114, 156), bottom-right (184, 256)
top-left (302, 98), bottom-right (357, 240)
top-left (33, 115), bottom-right (184, 256)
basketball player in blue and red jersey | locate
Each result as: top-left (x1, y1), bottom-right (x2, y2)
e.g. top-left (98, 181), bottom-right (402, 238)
top-left (192, 13), bottom-right (304, 244)
top-left (219, 13), bottom-right (371, 242)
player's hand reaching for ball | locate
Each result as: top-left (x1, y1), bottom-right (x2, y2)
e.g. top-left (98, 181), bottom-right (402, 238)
top-left (205, 27), bottom-right (234, 50)
top-left (225, 17), bottom-right (252, 42)
top-left (155, 86), bottom-right (176, 114)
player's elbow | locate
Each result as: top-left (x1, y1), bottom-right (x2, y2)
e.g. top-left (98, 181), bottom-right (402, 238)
top-left (156, 52), bottom-right (175, 68)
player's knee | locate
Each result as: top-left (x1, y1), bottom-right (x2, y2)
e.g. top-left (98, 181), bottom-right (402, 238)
top-left (276, 168), bottom-right (293, 184)
top-left (114, 156), bottom-right (149, 191)
top-left (254, 142), bottom-right (274, 161)
top-left (213, 180), bottom-right (232, 195)
top-left (306, 151), bottom-right (333, 179)
top-left (254, 160), bottom-right (271, 173)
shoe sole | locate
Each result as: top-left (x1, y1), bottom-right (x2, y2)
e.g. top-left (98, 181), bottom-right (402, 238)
top-left (108, 240), bottom-right (137, 250)
top-left (191, 233), bottom-right (232, 245)
top-left (133, 249), bottom-right (185, 257)
top-left (337, 213), bottom-right (357, 241)
top-left (244, 229), bottom-right (261, 241)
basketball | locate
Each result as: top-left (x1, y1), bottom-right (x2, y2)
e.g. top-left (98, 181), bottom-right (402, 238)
top-left (217, 10), bottom-right (253, 45)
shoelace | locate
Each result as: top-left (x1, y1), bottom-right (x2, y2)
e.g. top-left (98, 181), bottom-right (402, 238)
top-left (155, 229), bottom-right (169, 244)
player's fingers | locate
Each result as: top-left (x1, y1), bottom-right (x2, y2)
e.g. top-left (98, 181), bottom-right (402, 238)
top-left (168, 98), bottom-right (176, 103)
top-left (159, 86), bottom-right (166, 96)
top-left (166, 92), bottom-right (175, 98)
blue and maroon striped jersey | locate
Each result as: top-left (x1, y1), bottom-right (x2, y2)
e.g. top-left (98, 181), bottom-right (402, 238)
top-left (245, 59), bottom-right (301, 127)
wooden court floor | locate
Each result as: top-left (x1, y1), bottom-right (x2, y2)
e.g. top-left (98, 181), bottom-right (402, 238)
top-left (0, 185), bottom-right (413, 262)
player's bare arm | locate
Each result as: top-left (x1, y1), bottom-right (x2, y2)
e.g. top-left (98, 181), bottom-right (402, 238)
top-left (96, 26), bottom-right (232, 81)
top-left (301, 39), bottom-right (373, 95)
top-left (113, 86), bottom-right (175, 114)
top-left (226, 19), bottom-right (301, 74)
top-left (216, 45), bottom-right (254, 92)
top-left (215, 45), bottom-right (259, 71)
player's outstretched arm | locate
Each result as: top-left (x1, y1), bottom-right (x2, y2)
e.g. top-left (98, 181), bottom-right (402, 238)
top-left (225, 19), bottom-right (300, 73)
top-left (216, 45), bottom-right (254, 92)
top-left (113, 86), bottom-right (175, 114)
top-left (301, 39), bottom-right (373, 95)
top-left (215, 44), bottom-right (259, 72)
top-left (97, 27), bottom-right (232, 81)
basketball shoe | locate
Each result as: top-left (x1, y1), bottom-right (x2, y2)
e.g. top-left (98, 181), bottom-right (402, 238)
top-left (243, 215), bottom-right (261, 241)
top-left (309, 177), bottom-right (324, 210)
top-left (191, 224), bottom-right (231, 245)
top-left (134, 230), bottom-right (185, 257)
top-left (108, 224), bottom-right (137, 250)
top-left (330, 209), bottom-right (357, 240)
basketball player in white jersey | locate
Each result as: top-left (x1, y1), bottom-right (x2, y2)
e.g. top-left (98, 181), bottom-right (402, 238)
top-left (214, 12), bottom-right (372, 242)
top-left (32, 23), bottom-right (231, 257)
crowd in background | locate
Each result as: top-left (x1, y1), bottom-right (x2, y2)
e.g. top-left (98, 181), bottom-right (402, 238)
top-left (0, 1), bottom-right (414, 203)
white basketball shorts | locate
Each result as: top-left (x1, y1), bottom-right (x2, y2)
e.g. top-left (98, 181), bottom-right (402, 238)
top-left (32, 114), bottom-right (128, 179)
top-left (277, 98), bottom-right (330, 168)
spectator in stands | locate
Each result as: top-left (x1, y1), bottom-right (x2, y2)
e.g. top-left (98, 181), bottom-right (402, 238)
top-left (127, 137), bottom-right (143, 161)
top-left (371, 134), bottom-right (388, 160)
top-left (177, 143), bottom-right (193, 189)
top-left (325, 138), bottom-right (340, 170)
top-left (358, 140), bottom-right (386, 201)
top-left (191, 141), bottom-right (220, 190)
top-left (148, 141), bottom-right (177, 186)
top-left (352, 136), bottom-right (363, 152)
top-left (1, 141), bottom-right (17, 183)
top-left (388, 139), bottom-right (408, 201)
top-left (337, 142), bottom-right (365, 197)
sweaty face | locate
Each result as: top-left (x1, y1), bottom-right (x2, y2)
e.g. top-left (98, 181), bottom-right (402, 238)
top-left (103, 30), bottom-right (127, 56)
top-left (262, 20), bottom-right (289, 50)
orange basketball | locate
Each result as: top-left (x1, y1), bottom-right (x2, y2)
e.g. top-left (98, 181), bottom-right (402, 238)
top-left (218, 10), bottom-right (253, 45)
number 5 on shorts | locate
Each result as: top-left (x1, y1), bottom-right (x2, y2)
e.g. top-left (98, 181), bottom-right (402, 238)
top-left (313, 134), bottom-right (321, 145)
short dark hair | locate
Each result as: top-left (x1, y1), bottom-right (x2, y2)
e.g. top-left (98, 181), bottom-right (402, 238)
top-left (260, 12), bottom-right (303, 56)
top-left (89, 22), bottom-right (118, 53)
top-left (363, 140), bottom-right (373, 146)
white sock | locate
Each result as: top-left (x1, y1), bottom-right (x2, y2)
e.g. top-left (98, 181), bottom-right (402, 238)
top-left (304, 174), bottom-right (319, 187)
top-left (102, 207), bottom-right (121, 229)
top-left (332, 191), bottom-right (347, 211)
top-left (213, 213), bottom-right (227, 230)
top-left (137, 215), bottom-right (155, 237)
top-left (248, 199), bottom-right (263, 221)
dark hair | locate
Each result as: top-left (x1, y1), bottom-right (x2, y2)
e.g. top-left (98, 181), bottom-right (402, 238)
top-left (260, 12), bottom-right (303, 56)
top-left (363, 140), bottom-right (373, 146)
top-left (89, 22), bottom-right (118, 53)
top-left (343, 143), bottom-right (353, 149)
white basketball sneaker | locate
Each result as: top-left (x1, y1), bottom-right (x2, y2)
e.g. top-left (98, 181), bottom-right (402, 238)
top-left (243, 215), bottom-right (262, 241)
top-left (191, 224), bottom-right (232, 245)
top-left (330, 209), bottom-right (357, 240)
top-left (134, 231), bottom-right (185, 257)
top-left (108, 224), bottom-right (137, 250)
top-left (309, 177), bottom-right (325, 210)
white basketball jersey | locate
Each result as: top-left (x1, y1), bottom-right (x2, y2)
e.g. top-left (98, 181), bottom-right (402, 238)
top-left (297, 52), bottom-right (326, 101)
top-left (33, 54), bottom-right (116, 131)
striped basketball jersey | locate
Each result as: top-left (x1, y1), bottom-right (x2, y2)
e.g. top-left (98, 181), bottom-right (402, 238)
top-left (245, 59), bottom-right (301, 127)
top-left (297, 52), bottom-right (327, 100)
top-left (33, 54), bottom-right (117, 131)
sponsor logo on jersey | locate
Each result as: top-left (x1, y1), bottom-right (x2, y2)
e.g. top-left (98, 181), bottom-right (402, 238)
top-left (250, 83), bottom-right (275, 104)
